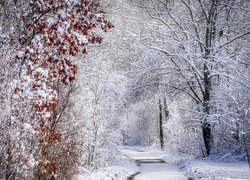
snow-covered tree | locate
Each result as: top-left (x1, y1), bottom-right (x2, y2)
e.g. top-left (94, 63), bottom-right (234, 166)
top-left (135, 0), bottom-right (250, 156)
top-left (74, 41), bottom-right (128, 168)
top-left (1, 0), bottom-right (113, 178)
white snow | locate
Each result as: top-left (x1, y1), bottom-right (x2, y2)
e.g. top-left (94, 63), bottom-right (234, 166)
top-left (73, 32), bottom-right (88, 44)
top-left (123, 147), bottom-right (250, 180)
top-left (57, 26), bottom-right (65, 36)
top-left (57, 22), bottom-right (70, 36)
top-left (73, 166), bottom-right (136, 180)
top-left (73, 147), bottom-right (138, 180)
top-left (58, 10), bottom-right (67, 19)
top-left (134, 163), bottom-right (186, 180)
top-left (123, 147), bottom-right (186, 180)
top-left (47, 17), bottom-right (56, 27)
top-left (17, 50), bottom-right (25, 58)
top-left (183, 159), bottom-right (250, 180)
top-left (122, 148), bottom-right (166, 160)
top-left (65, 0), bottom-right (80, 6)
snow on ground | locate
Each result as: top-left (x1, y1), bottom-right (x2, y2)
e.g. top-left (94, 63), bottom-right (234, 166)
top-left (123, 146), bottom-right (186, 180)
top-left (133, 163), bottom-right (186, 180)
top-left (122, 147), bottom-right (167, 160)
top-left (73, 166), bottom-right (136, 180)
top-left (73, 148), bottom-right (138, 180)
top-left (123, 146), bottom-right (250, 180)
top-left (73, 146), bottom-right (250, 180)
top-left (182, 159), bottom-right (250, 180)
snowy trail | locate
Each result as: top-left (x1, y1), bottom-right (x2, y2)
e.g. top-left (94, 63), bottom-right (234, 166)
top-left (123, 148), bottom-right (186, 180)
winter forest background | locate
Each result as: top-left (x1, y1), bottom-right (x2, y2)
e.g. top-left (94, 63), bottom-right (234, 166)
top-left (0, 0), bottom-right (250, 179)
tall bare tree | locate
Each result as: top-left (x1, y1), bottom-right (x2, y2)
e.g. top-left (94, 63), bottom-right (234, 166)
top-left (136, 0), bottom-right (250, 155)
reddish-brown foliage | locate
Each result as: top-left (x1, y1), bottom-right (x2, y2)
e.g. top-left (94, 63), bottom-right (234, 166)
top-left (15, 0), bottom-right (113, 178)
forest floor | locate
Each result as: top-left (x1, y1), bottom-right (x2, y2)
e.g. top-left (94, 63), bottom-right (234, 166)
top-left (182, 158), bottom-right (250, 179)
top-left (123, 146), bottom-right (250, 180)
top-left (73, 146), bottom-right (250, 180)
top-left (123, 147), bottom-right (186, 180)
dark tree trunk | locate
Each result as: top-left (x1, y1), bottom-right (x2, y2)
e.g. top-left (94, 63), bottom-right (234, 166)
top-left (163, 97), bottom-right (169, 122)
top-left (202, 121), bottom-right (211, 156)
top-left (202, 0), bottom-right (218, 156)
top-left (244, 121), bottom-right (250, 170)
top-left (159, 99), bottom-right (164, 150)
top-left (203, 63), bottom-right (212, 156)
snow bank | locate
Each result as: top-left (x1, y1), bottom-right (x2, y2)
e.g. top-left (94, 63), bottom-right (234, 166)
top-left (73, 165), bottom-right (137, 180)
top-left (73, 147), bottom-right (138, 180)
top-left (181, 159), bottom-right (250, 180)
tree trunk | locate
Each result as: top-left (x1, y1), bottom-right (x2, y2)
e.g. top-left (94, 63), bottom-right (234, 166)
top-left (159, 99), bottom-right (164, 150)
top-left (202, 0), bottom-right (218, 156)
top-left (203, 63), bottom-right (212, 156)
top-left (244, 121), bottom-right (250, 170)
top-left (163, 97), bottom-right (169, 122)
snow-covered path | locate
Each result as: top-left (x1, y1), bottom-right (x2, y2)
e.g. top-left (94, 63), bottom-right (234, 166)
top-left (123, 148), bottom-right (186, 180)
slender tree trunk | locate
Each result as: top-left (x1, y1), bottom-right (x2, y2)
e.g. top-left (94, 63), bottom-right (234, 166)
top-left (203, 63), bottom-right (212, 156)
top-left (244, 121), bottom-right (250, 170)
top-left (6, 144), bottom-right (13, 180)
top-left (159, 99), bottom-right (164, 150)
top-left (163, 97), bottom-right (169, 122)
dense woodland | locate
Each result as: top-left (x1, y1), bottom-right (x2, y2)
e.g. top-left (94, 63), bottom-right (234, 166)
top-left (0, 0), bottom-right (250, 179)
